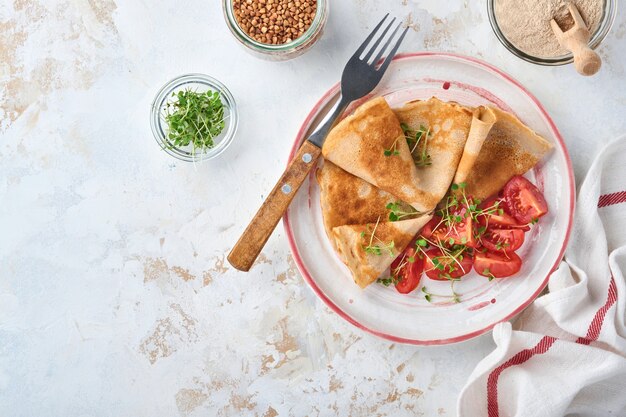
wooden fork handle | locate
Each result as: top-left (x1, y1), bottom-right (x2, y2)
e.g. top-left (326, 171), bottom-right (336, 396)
top-left (228, 140), bottom-right (322, 271)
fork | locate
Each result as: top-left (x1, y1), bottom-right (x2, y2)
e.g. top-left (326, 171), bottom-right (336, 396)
top-left (228, 14), bottom-right (409, 271)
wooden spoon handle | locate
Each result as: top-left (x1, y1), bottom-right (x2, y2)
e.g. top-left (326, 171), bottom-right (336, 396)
top-left (228, 140), bottom-right (322, 271)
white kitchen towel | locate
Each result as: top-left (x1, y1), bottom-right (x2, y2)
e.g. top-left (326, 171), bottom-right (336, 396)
top-left (458, 136), bottom-right (626, 417)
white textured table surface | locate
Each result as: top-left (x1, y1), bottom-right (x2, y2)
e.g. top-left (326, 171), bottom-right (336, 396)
top-left (1, 1), bottom-right (625, 416)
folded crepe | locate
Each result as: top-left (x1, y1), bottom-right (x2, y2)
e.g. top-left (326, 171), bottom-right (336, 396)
top-left (319, 96), bottom-right (552, 290)
top-left (322, 97), bottom-right (425, 211)
top-left (453, 106), bottom-right (497, 186)
top-left (332, 215), bottom-right (433, 288)
top-left (461, 107), bottom-right (554, 200)
top-left (316, 161), bottom-right (417, 247)
top-left (392, 97), bottom-right (474, 211)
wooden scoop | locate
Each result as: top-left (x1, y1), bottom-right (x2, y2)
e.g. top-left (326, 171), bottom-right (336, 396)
top-left (550, 3), bottom-right (601, 76)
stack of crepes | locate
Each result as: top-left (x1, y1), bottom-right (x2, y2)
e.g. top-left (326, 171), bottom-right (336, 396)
top-left (317, 96), bottom-right (553, 288)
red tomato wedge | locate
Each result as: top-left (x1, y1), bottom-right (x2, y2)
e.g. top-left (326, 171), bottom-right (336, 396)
top-left (380, 177), bottom-right (548, 291)
top-left (391, 247), bottom-right (423, 294)
top-left (481, 228), bottom-right (525, 253)
top-left (477, 197), bottom-right (530, 231)
top-left (502, 176), bottom-right (548, 224)
top-left (474, 251), bottom-right (522, 278)
top-left (432, 210), bottom-right (477, 248)
top-left (424, 248), bottom-right (473, 281)
top-left (420, 216), bottom-right (443, 239)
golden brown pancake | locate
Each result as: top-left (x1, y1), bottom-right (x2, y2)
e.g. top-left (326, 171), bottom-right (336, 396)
top-left (316, 161), bottom-right (417, 247)
top-left (462, 107), bottom-right (553, 200)
top-left (332, 215), bottom-right (433, 288)
top-left (322, 97), bottom-right (425, 211)
top-left (392, 97), bottom-right (473, 211)
top-left (454, 106), bottom-right (497, 186)
top-left (318, 96), bottom-right (551, 290)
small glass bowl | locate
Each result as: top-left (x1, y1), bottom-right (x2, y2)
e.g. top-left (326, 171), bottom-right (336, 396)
top-left (487, 0), bottom-right (617, 65)
top-left (223, 0), bottom-right (328, 61)
top-left (150, 74), bottom-right (238, 162)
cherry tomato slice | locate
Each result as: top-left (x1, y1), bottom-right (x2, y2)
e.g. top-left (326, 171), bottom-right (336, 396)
top-left (502, 176), bottom-right (548, 224)
top-left (419, 216), bottom-right (443, 239)
top-left (477, 197), bottom-right (530, 231)
top-left (432, 209), bottom-right (477, 248)
top-left (481, 228), bottom-right (525, 253)
top-left (424, 248), bottom-right (473, 281)
top-left (474, 250), bottom-right (522, 278)
top-left (433, 207), bottom-right (476, 248)
top-left (391, 247), bottom-right (424, 294)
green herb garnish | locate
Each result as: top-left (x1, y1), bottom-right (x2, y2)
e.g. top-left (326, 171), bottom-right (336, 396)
top-left (421, 286), bottom-right (433, 303)
top-left (163, 88), bottom-right (225, 153)
top-left (386, 201), bottom-right (420, 222)
top-left (383, 123), bottom-right (432, 167)
top-left (378, 276), bottom-right (400, 287)
top-left (383, 143), bottom-right (400, 157)
top-left (483, 267), bottom-right (496, 281)
top-left (421, 285), bottom-right (461, 304)
top-left (402, 123), bottom-right (432, 167)
top-left (361, 217), bottom-right (395, 256)
top-left (451, 280), bottom-right (461, 303)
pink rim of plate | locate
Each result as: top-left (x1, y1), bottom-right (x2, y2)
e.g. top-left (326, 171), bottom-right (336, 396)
top-left (283, 52), bottom-right (575, 345)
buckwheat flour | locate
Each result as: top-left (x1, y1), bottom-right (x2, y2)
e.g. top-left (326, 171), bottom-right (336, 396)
top-left (494, 0), bottom-right (604, 58)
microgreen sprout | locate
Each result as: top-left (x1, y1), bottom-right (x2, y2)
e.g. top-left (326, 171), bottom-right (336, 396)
top-left (377, 276), bottom-right (400, 287)
top-left (377, 249), bottom-right (419, 287)
top-left (383, 138), bottom-right (401, 157)
top-left (412, 231), bottom-right (471, 278)
top-left (421, 286), bottom-right (432, 302)
top-left (401, 123), bottom-right (432, 167)
top-left (436, 183), bottom-right (505, 243)
top-left (451, 280), bottom-right (461, 303)
top-left (163, 88), bottom-right (225, 154)
top-left (386, 201), bottom-right (420, 222)
top-left (482, 267), bottom-right (496, 281)
top-left (421, 285), bottom-right (461, 303)
top-left (361, 217), bottom-right (395, 256)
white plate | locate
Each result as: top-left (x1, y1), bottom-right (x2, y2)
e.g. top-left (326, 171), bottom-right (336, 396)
top-left (284, 53), bottom-right (574, 345)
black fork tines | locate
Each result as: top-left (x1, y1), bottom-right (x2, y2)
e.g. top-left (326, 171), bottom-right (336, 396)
top-left (353, 14), bottom-right (408, 70)
top-left (362, 17), bottom-right (397, 63)
top-left (376, 26), bottom-right (409, 72)
top-left (354, 13), bottom-right (390, 57)
top-left (372, 22), bottom-right (404, 66)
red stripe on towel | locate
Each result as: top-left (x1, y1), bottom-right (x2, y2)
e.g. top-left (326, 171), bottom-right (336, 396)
top-left (487, 336), bottom-right (557, 417)
top-left (485, 192), bottom-right (622, 416)
top-left (575, 277), bottom-right (618, 345)
top-left (598, 191), bottom-right (626, 208)
top-left (486, 277), bottom-right (618, 416)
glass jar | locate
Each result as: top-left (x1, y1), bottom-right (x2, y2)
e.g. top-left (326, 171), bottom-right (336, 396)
top-left (223, 0), bottom-right (329, 61)
top-left (150, 73), bottom-right (238, 163)
top-left (487, 0), bottom-right (617, 66)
